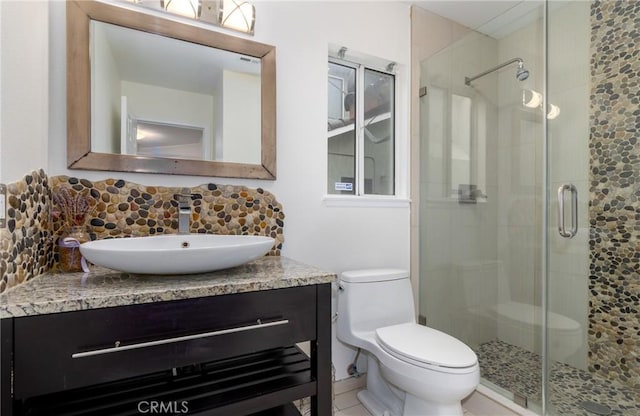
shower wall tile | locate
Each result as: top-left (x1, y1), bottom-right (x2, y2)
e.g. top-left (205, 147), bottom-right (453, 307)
top-left (504, 225), bottom-right (537, 303)
top-left (588, 0), bottom-right (640, 389)
top-left (548, 269), bottom-right (589, 370)
top-left (0, 170), bottom-right (54, 293)
top-left (411, 6), bottom-right (474, 283)
top-left (416, 15), bottom-right (501, 349)
top-left (548, 86), bottom-right (591, 183)
top-left (548, 1), bottom-right (591, 91)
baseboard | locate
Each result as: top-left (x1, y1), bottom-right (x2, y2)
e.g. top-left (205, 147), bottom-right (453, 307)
top-left (333, 376), bottom-right (366, 396)
top-left (334, 374), bottom-right (538, 416)
top-left (463, 385), bottom-right (538, 416)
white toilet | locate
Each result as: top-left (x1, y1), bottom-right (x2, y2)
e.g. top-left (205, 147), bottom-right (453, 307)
top-left (337, 269), bottom-right (480, 416)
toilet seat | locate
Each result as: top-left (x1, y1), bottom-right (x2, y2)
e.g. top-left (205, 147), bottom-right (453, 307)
top-left (376, 323), bottom-right (477, 371)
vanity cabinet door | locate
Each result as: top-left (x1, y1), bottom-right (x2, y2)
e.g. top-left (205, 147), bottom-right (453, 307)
top-left (13, 286), bottom-right (317, 399)
top-left (1, 318), bottom-right (13, 416)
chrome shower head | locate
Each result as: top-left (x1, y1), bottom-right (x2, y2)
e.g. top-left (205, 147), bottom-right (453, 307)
top-left (516, 61), bottom-right (529, 81)
top-left (465, 57), bottom-right (529, 86)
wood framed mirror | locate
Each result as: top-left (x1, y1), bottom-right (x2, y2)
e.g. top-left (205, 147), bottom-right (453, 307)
top-left (67, 0), bottom-right (276, 179)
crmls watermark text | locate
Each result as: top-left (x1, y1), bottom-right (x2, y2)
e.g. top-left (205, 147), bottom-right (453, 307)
top-left (137, 401), bottom-right (189, 414)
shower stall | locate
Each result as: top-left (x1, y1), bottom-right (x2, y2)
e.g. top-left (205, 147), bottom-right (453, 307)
top-left (414, 1), bottom-right (639, 415)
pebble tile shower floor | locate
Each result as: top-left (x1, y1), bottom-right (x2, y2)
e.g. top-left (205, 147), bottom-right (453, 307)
top-left (476, 340), bottom-right (640, 415)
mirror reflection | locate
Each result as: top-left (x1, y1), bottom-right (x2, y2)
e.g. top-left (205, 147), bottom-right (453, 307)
top-left (130, 120), bottom-right (205, 160)
top-left (90, 20), bottom-right (262, 165)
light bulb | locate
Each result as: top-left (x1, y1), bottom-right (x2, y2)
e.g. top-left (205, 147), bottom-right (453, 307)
top-left (547, 104), bottom-right (560, 119)
top-left (522, 89), bottom-right (542, 108)
top-left (161, 0), bottom-right (201, 19)
top-left (219, 0), bottom-right (255, 33)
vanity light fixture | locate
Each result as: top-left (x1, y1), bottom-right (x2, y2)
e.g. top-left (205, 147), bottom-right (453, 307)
top-left (218, 0), bottom-right (255, 34)
top-left (152, 0), bottom-right (255, 34)
top-left (161, 0), bottom-right (202, 19)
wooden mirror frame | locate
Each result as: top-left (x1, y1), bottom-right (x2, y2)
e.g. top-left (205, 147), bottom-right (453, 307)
top-left (67, 1), bottom-right (276, 179)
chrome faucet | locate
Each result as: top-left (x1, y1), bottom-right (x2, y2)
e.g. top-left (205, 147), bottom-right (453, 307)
top-left (178, 188), bottom-right (191, 234)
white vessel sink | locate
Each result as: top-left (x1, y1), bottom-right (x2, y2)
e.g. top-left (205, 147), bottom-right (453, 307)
top-left (79, 234), bottom-right (275, 274)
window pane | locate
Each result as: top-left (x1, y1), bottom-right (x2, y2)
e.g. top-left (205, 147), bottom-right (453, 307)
top-left (363, 68), bottom-right (394, 195)
top-left (327, 62), bottom-right (356, 195)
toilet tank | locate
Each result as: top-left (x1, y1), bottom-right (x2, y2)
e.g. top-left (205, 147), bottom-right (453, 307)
top-left (337, 269), bottom-right (415, 347)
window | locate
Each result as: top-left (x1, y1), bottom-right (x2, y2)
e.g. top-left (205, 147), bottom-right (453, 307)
top-left (327, 56), bottom-right (396, 196)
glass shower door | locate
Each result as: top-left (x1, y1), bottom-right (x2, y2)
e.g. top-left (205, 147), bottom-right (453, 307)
top-left (418, 3), bottom-right (546, 411)
top-left (418, 1), bottom-right (640, 414)
top-left (545, 1), bottom-right (640, 414)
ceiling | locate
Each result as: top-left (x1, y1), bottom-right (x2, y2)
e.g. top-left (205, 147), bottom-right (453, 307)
top-left (410, 0), bottom-right (545, 38)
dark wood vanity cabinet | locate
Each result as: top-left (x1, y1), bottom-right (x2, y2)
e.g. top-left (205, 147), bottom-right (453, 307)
top-left (1, 284), bottom-right (331, 416)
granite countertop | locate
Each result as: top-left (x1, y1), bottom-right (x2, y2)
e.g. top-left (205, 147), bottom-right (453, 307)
top-left (0, 256), bottom-right (335, 319)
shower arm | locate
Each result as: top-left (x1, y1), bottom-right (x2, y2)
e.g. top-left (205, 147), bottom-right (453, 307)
top-left (464, 57), bottom-right (524, 86)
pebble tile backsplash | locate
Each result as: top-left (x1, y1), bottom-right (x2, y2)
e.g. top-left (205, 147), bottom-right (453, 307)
top-left (0, 170), bottom-right (54, 293)
top-left (1, 171), bottom-right (285, 293)
top-left (50, 176), bottom-right (284, 256)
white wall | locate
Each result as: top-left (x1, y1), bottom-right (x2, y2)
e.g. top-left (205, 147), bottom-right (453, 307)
top-left (0, 1), bottom-right (49, 183)
top-left (121, 80), bottom-right (215, 158)
top-left (92, 20), bottom-right (121, 154)
top-left (222, 70), bottom-right (261, 164)
top-left (4, 1), bottom-right (411, 381)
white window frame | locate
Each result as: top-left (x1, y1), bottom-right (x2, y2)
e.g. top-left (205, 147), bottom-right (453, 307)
top-left (324, 48), bottom-right (409, 208)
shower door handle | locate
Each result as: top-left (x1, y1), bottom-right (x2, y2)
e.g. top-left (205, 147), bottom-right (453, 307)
top-left (557, 184), bottom-right (578, 238)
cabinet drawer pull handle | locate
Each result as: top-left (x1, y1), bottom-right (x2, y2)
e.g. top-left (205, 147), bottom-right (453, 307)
top-left (71, 319), bottom-right (289, 359)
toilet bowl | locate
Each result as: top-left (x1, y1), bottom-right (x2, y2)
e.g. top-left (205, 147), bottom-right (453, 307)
top-left (337, 269), bottom-right (480, 416)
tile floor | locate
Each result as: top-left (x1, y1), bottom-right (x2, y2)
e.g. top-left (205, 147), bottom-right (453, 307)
top-left (334, 388), bottom-right (369, 416)
top-left (333, 388), bottom-right (477, 416)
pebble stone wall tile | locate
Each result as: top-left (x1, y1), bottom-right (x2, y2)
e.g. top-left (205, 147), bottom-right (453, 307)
top-left (589, 0), bottom-right (640, 389)
top-left (50, 176), bottom-right (285, 259)
top-left (0, 170), bottom-right (53, 293)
